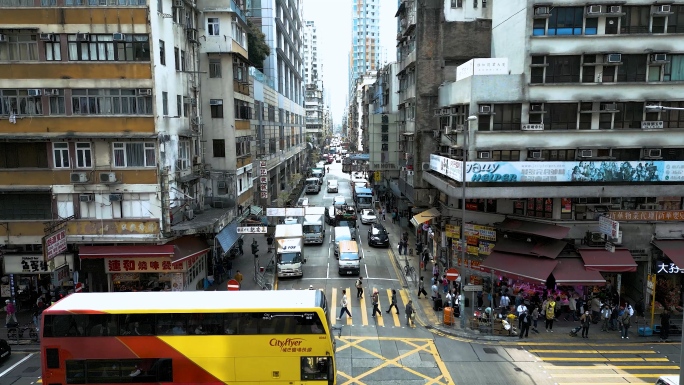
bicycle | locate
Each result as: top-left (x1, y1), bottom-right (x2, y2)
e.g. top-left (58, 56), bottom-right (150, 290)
top-left (403, 258), bottom-right (416, 280)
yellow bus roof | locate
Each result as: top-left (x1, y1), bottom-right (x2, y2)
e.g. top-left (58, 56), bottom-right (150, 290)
top-left (46, 291), bottom-right (321, 313)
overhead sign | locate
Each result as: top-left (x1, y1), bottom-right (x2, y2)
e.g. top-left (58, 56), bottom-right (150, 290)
top-left (456, 58), bottom-right (509, 81)
top-left (429, 154), bottom-right (684, 183)
top-left (607, 210), bottom-right (684, 221)
top-left (598, 215), bottom-right (620, 238)
top-left (267, 208), bottom-right (305, 217)
top-left (237, 226), bottom-right (267, 234)
top-left (43, 229), bottom-right (67, 261)
top-left (106, 258), bottom-right (185, 273)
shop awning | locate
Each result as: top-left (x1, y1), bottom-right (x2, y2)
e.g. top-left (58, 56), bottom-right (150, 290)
top-left (497, 218), bottom-right (570, 240)
top-left (79, 245), bottom-right (175, 259)
top-left (493, 237), bottom-right (566, 259)
top-left (249, 205), bottom-right (263, 216)
top-left (653, 239), bottom-right (684, 268)
top-left (552, 258), bottom-right (606, 286)
top-left (410, 208), bottom-right (441, 227)
top-left (166, 236), bottom-right (211, 263)
top-left (481, 251), bottom-right (558, 284)
top-left (216, 222), bottom-right (240, 254)
top-left (578, 248), bottom-right (637, 272)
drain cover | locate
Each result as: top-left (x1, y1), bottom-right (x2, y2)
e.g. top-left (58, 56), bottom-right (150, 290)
top-left (483, 348), bottom-right (498, 354)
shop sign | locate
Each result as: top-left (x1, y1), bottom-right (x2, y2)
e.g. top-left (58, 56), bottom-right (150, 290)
top-left (51, 264), bottom-right (71, 287)
top-left (463, 224), bottom-right (497, 256)
top-left (479, 241), bottom-right (494, 255)
top-left (561, 198), bottom-right (572, 214)
top-left (444, 224), bottom-right (460, 239)
top-left (598, 216), bottom-right (620, 238)
top-left (3, 254), bottom-right (74, 275)
top-left (607, 210), bottom-right (684, 221)
top-left (237, 226), bottom-right (267, 234)
top-left (106, 258), bottom-right (184, 273)
top-left (43, 229), bottom-right (67, 261)
top-left (429, 154), bottom-right (684, 183)
top-left (111, 273), bottom-right (140, 281)
top-left (656, 262), bottom-right (684, 274)
top-left (456, 58), bottom-right (509, 81)
top-left (171, 273), bottom-right (184, 291)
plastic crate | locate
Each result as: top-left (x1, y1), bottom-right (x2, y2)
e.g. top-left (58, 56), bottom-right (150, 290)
top-left (638, 326), bottom-right (653, 336)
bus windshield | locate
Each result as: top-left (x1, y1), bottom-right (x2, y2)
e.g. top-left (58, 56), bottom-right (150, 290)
top-left (357, 196), bottom-right (372, 204)
top-left (279, 252), bottom-right (302, 264)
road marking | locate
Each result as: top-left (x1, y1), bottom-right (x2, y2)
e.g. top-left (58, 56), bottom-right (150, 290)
top-left (364, 264), bottom-right (369, 279)
top-left (538, 357), bottom-right (670, 362)
top-left (0, 353), bottom-right (34, 377)
top-left (326, 263), bottom-right (329, 279)
top-left (552, 373), bottom-right (674, 378)
top-left (557, 383), bottom-right (654, 385)
top-left (359, 287), bottom-right (368, 326)
top-left (528, 349), bottom-right (657, 354)
top-left (331, 287), bottom-right (337, 326)
top-left (543, 365), bottom-right (679, 370)
top-left (399, 289), bottom-right (413, 328)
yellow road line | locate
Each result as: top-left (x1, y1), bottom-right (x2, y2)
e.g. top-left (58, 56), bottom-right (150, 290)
top-left (374, 287), bottom-right (384, 327)
top-left (505, 341), bottom-right (677, 347)
top-left (539, 357), bottom-right (670, 362)
top-left (528, 349), bottom-right (656, 354)
top-left (386, 289), bottom-right (400, 326)
top-left (359, 287), bottom-right (368, 326)
top-left (552, 373), bottom-right (672, 378)
top-left (557, 383), bottom-right (646, 385)
top-left (543, 365), bottom-right (680, 370)
top-left (331, 287), bottom-right (337, 325)
top-left (345, 287), bottom-right (353, 326)
top-left (399, 289), bottom-right (413, 328)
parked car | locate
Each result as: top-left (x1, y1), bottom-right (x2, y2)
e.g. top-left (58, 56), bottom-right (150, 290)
top-left (360, 209), bottom-right (377, 225)
top-left (0, 339), bottom-right (10, 360)
top-left (367, 223), bottom-right (389, 247)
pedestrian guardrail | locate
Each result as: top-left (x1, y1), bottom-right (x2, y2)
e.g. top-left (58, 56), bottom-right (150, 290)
top-left (2, 324), bottom-right (39, 345)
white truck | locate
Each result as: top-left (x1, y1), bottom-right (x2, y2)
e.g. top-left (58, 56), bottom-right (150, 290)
top-left (275, 224), bottom-right (306, 278)
top-left (303, 207), bottom-right (326, 244)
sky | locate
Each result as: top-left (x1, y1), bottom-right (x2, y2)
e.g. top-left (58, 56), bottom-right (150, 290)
top-left (303, 0), bottom-right (398, 126)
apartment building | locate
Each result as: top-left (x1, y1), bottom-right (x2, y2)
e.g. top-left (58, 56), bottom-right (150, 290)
top-left (349, 0), bottom-right (381, 98)
top-left (303, 20), bottom-right (318, 84)
top-left (0, 0), bottom-right (221, 293)
top-left (425, 0), bottom-right (684, 304)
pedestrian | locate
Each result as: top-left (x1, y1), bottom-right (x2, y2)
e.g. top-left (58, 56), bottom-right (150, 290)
top-left (251, 238), bottom-right (259, 256)
top-left (660, 310), bottom-right (671, 341)
top-left (237, 237), bottom-right (244, 255)
top-left (500, 293), bottom-right (510, 313)
top-left (580, 310), bottom-right (591, 338)
top-left (431, 281), bottom-right (439, 300)
top-left (266, 234), bottom-right (274, 252)
top-left (417, 276), bottom-right (428, 298)
top-left (337, 289), bottom-right (352, 320)
top-left (386, 289), bottom-right (399, 315)
top-left (381, 208), bottom-right (386, 221)
top-left (33, 301), bottom-right (44, 332)
top-left (405, 300), bottom-right (415, 327)
top-left (519, 310), bottom-right (530, 339)
top-left (355, 276), bottom-right (364, 299)
top-left (620, 306), bottom-right (631, 339)
top-left (516, 302), bottom-right (528, 330)
top-left (371, 289), bottom-right (382, 318)
top-left (442, 275), bottom-right (449, 294)
top-left (531, 306), bottom-right (540, 333)
top-left (601, 304), bottom-right (611, 331)
top-left (225, 259), bottom-right (233, 279)
top-left (4, 299), bottom-right (17, 325)
top-left (445, 290), bottom-right (453, 308)
top-left (234, 270), bottom-right (243, 288)
top-left (545, 297), bottom-right (556, 332)
top-left (565, 294), bottom-right (577, 321)
top-left (432, 262), bottom-right (439, 278)
top-left (610, 303), bottom-right (619, 331)
top-left (422, 250), bottom-right (430, 271)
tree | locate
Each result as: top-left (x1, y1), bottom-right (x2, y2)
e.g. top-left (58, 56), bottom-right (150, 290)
top-left (247, 20), bottom-right (270, 71)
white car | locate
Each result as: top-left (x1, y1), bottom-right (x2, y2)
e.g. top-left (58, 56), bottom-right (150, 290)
top-left (284, 217), bottom-right (299, 225)
top-left (360, 209), bottom-right (377, 225)
top-left (333, 196), bottom-right (347, 207)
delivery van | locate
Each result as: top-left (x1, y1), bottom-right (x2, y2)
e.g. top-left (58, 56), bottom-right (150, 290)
top-left (333, 226), bottom-right (352, 258)
top-left (338, 241), bottom-right (361, 275)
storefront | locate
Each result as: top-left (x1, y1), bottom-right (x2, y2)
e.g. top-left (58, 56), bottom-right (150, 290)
top-left (652, 239), bottom-right (684, 315)
top-left (1, 253), bottom-right (75, 307)
top-left (78, 236), bottom-right (210, 292)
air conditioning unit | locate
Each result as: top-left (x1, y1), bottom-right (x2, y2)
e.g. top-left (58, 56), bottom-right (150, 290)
top-left (400, 167), bottom-right (407, 172)
top-left (587, 5), bottom-right (602, 14)
top-left (609, 5), bottom-right (621, 13)
top-left (535, 6), bottom-right (550, 15)
top-left (186, 209), bottom-right (194, 219)
top-left (209, 100), bottom-right (222, 106)
top-left (70, 172), bottom-right (89, 183)
top-left (27, 89), bottom-right (42, 97)
top-left (99, 172), bottom-right (117, 183)
top-left (79, 194), bottom-right (94, 202)
top-left (39, 33), bottom-right (54, 41)
top-left (589, 232), bottom-right (605, 243)
top-left (172, 0), bottom-right (183, 7)
top-left (421, 162), bottom-right (430, 171)
top-left (580, 149), bottom-right (593, 158)
top-left (478, 151), bottom-right (490, 159)
top-left (76, 33), bottom-right (89, 41)
top-left (407, 170), bottom-right (414, 176)
top-left (655, 4), bottom-right (671, 13)
top-left (606, 53), bottom-right (622, 63)
top-left (108, 193), bottom-right (123, 202)
top-left (112, 33), bottom-right (126, 41)
top-left (601, 103), bottom-right (617, 111)
top-left (193, 155), bottom-right (201, 165)
top-left (530, 103), bottom-right (543, 112)
top-left (217, 181), bottom-right (227, 188)
top-left (137, 88), bottom-right (152, 96)
top-left (479, 105), bottom-right (491, 114)
top-left (449, 148), bottom-right (463, 158)
top-left (530, 150), bottom-right (542, 159)
top-left (0, 34), bottom-right (8, 43)
top-left (651, 53), bottom-right (668, 63)
top-left (644, 148), bottom-right (662, 158)
top-left (441, 108), bottom-right (449, 116)
top-left (187, 29), bottom-right (198, 42)
top-left (44, 88), bottom-right (60, 96)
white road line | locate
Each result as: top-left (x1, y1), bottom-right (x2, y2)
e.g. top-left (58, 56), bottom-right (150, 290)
top-left (326, 262), bottom-right (330, 279)
top-left (365, 264), bottom-right (369, 279)
top-left (298, 277), bottom-right (399, 281)
top-left (0, 353), bottom-right (34, 377)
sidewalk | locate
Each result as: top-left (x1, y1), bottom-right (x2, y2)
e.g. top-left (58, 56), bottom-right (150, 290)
top-left (378, 211), bottom-right (676, 344)
top-left (206, 233), bottom-right (276, 291)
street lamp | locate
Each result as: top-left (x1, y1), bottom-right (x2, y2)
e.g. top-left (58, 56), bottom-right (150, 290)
top-left (459, 115), bottom-right (477, 328)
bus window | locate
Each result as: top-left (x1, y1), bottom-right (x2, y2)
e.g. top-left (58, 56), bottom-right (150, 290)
top-left (157, 314), bottom-right (188, 335)
top-left (301, 356), bottom-right (331, 381)
top-left (238, 313), bottom-right (260, 334)
top-left (66, 358), bottom-right (172, 384)
top-left (44, 314), bottom-right (89, 337)
top-left (188, 313), bottom-right (223, 335)
top-left (119, 314), bottom-right (154, 336)
top-left (224, 313), bottom-right (239, 335)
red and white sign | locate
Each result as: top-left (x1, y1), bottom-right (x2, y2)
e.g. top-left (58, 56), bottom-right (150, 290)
top-left (44, 229), bottom-right (67, 261)
top-left (74, 282), bottom-right (84, 292)
top-left (105, 258), bottom-right (185, 273)
top-left (226, 279), bottom-right (240, 291)
top-left (446, 268), bottom-right (460, 281)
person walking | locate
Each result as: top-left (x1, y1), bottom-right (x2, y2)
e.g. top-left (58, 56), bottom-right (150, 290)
top-left (610, 303), bottom-right (619, 331)
top-left (371, 289), bottom-right (382, 318)
top-left (381, 208), bottom-right (386, 221)
top-left (580, 310), bottom-right (591, 338)
top-left (620, 306), bottom-right (631, 339)
top-left (660, 310), bottom-right (671, 341)
top-left (531, 306), bottom-right (540, 333)
top-left (234, 270), bottom-right (243, 289)
top-left (545, 297), bottom-right (556, 332)
top-left (519, 310), bottom-right (530, 339)
top-left (600, 304), bottom-right (611, 332)
top-left (337, 289), bottom-right (352, 320)
top-left (4, 300), bottom-right (17, 325)
top-left (500, 293), bottom-right (510, 313)
top-left (565, 294), bottom-right (577, 321)
top-left (422, 250), bottom-right (430, 271)
top-left (417, 277), bottom-right (428, 298)
top-left (591, 296), bottom-right (601, 323)
top-left (225, 259), bottom-right (233, 279)
top-left (405, 300), bottom-right (415, 327)
top-left (386, 289), bottom-right (399, 315)
top-left (516, 302), bottom-right (528, 331)
top-left (237, 237), bottom-right (244, 256)
top-left (355, 276), bottom-right (364, 299)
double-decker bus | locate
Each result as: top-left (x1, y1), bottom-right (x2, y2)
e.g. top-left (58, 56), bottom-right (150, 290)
top-left (41, 291), bottom-right (336, 385)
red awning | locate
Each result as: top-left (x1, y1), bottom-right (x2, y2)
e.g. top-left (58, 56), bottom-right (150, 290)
top-left (653, 240), bottom-right (684, 268)
top-left (166, 236), bottom-right (211, 263)
top-left (552, 258), bottom-right (606, 286)
top-left (578, 248), bottom-right (637, 273)
top-left (79, 245), bottom-right (175, 259)
top-left (493, 237), bottom-right (566, 259)
top-left (497, 218), bottom-right (570, 240)
top-left (481, 251), bottom-right (558, 284)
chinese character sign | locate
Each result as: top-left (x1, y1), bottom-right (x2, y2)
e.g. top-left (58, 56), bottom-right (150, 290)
top-left (44, 229), bottom-right (67, 261)
top-left (105, 258), bottom-right (185, 273)
top-left (607, 210), bottom-right (684, 222)
top-left (656, 262), bottom-right (684, 274)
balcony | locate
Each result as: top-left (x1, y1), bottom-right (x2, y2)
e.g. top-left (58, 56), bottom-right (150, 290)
top-left (0, 219), bottom-right (161, 244)
top-left (0, 169), bottom-right (157, 186)
top-left (0, 116), bottom-right (155, 137)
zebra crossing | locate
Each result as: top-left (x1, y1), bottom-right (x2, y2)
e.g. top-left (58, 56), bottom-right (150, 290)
top-left (328, 287), bottom-right (414, 327)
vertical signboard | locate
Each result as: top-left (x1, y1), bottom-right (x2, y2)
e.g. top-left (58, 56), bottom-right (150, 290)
top-left (259, 161), bottom-right (268, 200)
top-left (43, 229), bottom-right (67, 261)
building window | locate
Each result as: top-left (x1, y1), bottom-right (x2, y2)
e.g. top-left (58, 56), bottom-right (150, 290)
top-left (56, 194), bottom-right (74, 219)
top-left (67, 34), bottom-right (150, 61)
top-left (234, 62), bottom-right (247, 82)
top-left (174, 47), bottom-right (180, 70)
top-left (212, 139), bottom-right (225, 157)
top-left (75, 142), bottom-right (92, 168)
top-left (663, 55), bottom-right (684, 81)
top-left (113, 142), bottom-right (156, 167)
top-left (178, 140), bottom-right (190, 169)
top-left (180, 50), bottom-right (186, 71)
top-left (527, 198), bottom-right (553, 218)
top-left (48, 89), bottom-right (66, 115)
top-left (546, 103), bottom-right (578, 130)
top-left (232, 22), bottom-right (245, 46)
top-left (0, 193), bottom-right (51, 220)
top-left (492, 104), bottom-right (522, 131)
top-left (667, 6), bottom-right (684, 33)
top-left (209, 60), bottom-right (222, 78)
top-left (207, 17), bottom-right (220, 36)
top-left (53, 142), bottom-right (70, 168)
top-left (122, 193), bottom-right (152, 218)
top-left (451, 0), bottom-right (462, 8)
top-left (0, 89), bottom-right (43, 116)
top-left (159, 39), bottom-right (166, 65)
top-left (529, 149), bottom-right (576, 160)
top-left (162, 92), bottom-right (169, 116)
top-left (489, 150), bottom-right (520, 161)
top-left (176, 95), bottom-right (182, 117)
top-left (183, 96), bottom-right (191, 117)
top-left (620, 6), bottom-right (650, 34)
top-left (613, 102), bottom-right (643, 129)
top-left (210, 99), bottom-right (224, 118)
top-left (616, 54), bottom-right (647, 82)
top-left (531, 55), bottom-right (581, 84)
top-left (234, 99), bottom-right (252, 119)
top-left (236, 139), bottom-right (250, 157)
top-left (0, 34), bottom-right (38, 61)
top-left (71, 89), bottom-right (153, 115)
top-left (45, 35), bottom-right (61, 61)
top-left (0, 142), bottom-right (48, 169)
top-left (662, 101), bottom-right (684, 128)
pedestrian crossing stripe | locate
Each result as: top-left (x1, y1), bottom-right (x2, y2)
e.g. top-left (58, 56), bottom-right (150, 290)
top-left (528, 349), bottom-right (657, 354)
top-left (543, 365), bottom-right (679, 370)
top-left (538, 357), bottom-right (670, 362)
top-left (329, 287), bottom-right (410, 327)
